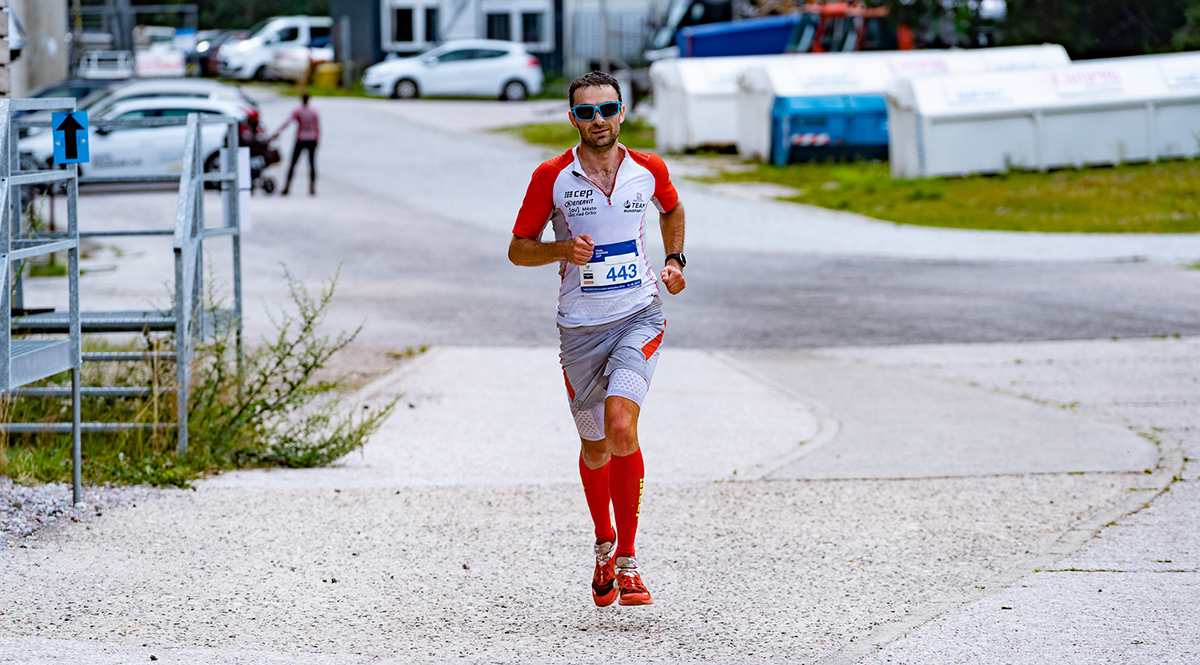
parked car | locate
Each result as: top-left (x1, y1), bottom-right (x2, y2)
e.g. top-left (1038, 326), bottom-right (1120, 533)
top-left (80, 79), bottom-right (257, 117)
top-left (267, 43), bottom-right (334, 83)
top-left (218, 16), bottom-right (333, 81)
top-left (20, 97), bottom-right (248, 178)
top-left (184, 29), bottom-right (223, 75)
top-left (17, 79), bottom-right (116, 116)
top-left (22, 79), bottom-right (258, 141)
top-left (361, 39), bottom-right (543, 101)
top-left (194, 29), bottom-right (245, 77)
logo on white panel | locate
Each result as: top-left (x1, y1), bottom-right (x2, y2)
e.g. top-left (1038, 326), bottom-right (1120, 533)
top-left (943, 80), bottom-right (1013, 105)
top-left (1162, 60), bottom-right (1200, 87)
top-left (1053, 68), bottom-right (1123, 94)
top-left (889, 57), bottom-right (950, 77)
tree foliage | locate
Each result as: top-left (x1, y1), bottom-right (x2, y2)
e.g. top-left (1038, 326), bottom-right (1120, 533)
top-left (1001, 0), bottom-right (1196, 58)
top-left (876, 0), bottom-right (1200, 58)
top-left (132, 0), bottom-right (330, 31)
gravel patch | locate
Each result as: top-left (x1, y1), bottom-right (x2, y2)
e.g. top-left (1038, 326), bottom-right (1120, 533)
top-left (1, 475), bottom-right (1129, 662)
top-left (0, 477), bottom-right (158, 548)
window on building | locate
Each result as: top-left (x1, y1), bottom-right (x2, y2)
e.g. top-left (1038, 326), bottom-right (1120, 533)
top-left (521, 13), bottom-right (544, 44)
top-left (393, 8), bottom-right (414, 43)
top-left (425, 7), bottom-right (439, 43)
top-left (486, 13), bottom-right (511, 41)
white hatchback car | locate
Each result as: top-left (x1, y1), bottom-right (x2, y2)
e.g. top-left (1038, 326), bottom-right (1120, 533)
top-left (362, 39), bottom-right (544, 101)
top-left (20, 97), bottom-right (247, 178)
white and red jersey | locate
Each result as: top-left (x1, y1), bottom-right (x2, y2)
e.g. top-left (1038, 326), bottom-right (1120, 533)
top-left (513, 144), bottom-right (680, 328)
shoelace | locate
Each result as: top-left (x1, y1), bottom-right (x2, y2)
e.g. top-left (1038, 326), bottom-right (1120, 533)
top-left (617, 566), bottom-right (647, 593)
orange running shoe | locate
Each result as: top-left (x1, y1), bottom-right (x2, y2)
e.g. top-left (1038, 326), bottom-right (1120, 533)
top-left (615, 556), bottom-right (653, 606)
top-left (592, 541), bottom-right (618, 607)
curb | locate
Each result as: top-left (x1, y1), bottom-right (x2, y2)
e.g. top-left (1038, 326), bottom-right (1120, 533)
top-left (814, 427), bottom-right (1184, 665)
top-left (707, 350), bottom-right (841, 482)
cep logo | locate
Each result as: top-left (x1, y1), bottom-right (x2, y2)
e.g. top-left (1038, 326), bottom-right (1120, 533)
top-left (563, 189), bottom-right (593, 199)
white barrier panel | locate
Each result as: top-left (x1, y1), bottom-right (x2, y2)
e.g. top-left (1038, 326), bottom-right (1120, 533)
top-left (886, 52), bottom-right (1200, 179)
top-left (650, 54), bottom-right (782, 153)
top-left (734, 44), bottom-right (1070, 161)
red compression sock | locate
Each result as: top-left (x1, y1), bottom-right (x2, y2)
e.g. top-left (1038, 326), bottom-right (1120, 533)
top-left (609, 449), bottom-right (645, 559)
top-left (579, 455), bottom-right (616, 544)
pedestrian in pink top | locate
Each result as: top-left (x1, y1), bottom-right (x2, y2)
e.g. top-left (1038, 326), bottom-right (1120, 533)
top-left (271, 92), bottom-right (320, 195)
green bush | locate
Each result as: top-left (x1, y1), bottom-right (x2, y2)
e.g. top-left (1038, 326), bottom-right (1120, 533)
top-left (1, 268), bottom-right (398, 487)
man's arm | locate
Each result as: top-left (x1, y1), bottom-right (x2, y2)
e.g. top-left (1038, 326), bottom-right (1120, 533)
top-left (659, 203), bottom-right (686, 295)
top-left (509, 234), bottom-right (594, 267)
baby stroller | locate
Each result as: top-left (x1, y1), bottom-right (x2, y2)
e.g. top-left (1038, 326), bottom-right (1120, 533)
top-left (240, 109), bottom-right (281, 195)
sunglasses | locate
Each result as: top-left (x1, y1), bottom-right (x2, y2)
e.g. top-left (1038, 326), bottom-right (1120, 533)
top-left (571, 101), bottom-right (623, 121)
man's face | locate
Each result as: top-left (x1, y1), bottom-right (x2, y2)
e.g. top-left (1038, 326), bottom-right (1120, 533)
top-left (569, 85), bottom-right (624, 150)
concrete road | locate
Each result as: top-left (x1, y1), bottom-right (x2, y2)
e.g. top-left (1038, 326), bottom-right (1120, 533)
top-left (4, 94), bottom-right (1199, 664)
top-left (26, 92), bottom-right (1200, 350)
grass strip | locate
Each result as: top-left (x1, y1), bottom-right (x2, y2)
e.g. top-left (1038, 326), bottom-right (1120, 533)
top-left (702, 159), bottom-right (1200, 234)
top-left (496, 117), bottom-right (656, 151)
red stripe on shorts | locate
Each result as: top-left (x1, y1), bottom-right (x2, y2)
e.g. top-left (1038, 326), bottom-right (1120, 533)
top-left (640, 331), bottom-right (664, 360)
top-left (563, 369), bottom-right (576, 401)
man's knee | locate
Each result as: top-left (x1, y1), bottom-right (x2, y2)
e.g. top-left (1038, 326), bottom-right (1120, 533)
top-left (580, 437), bottom-right (609, 468)
top-left (605, 397), bottom-right (639, 456)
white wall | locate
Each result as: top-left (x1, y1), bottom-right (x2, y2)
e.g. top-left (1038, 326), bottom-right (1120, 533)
top-left (9, 0), bottom-right (69, 97)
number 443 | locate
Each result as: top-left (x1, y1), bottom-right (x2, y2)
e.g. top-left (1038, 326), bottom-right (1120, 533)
top-left (607, 265), bottom-right (637, 281)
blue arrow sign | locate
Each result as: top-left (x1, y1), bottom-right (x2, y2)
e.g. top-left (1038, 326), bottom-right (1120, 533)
top-left (52, 111), bottom-right (90, 164)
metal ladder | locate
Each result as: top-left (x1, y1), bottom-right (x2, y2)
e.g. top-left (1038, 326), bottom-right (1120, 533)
top-left (3, 111), bottom-right (246, 483)
top-left (0, 98), bottom-right (83, 503)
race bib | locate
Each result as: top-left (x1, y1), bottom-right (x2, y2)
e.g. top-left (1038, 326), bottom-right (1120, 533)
top-left (580, 240), bottom-right (642, 293)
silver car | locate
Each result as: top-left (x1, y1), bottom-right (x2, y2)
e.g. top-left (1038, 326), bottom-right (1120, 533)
top-left (362, 39), bottom-right (544, 101)
top-left (77, 79), bottom-right (258, 118)
top-left (20, 97), bottom-right (247, 178)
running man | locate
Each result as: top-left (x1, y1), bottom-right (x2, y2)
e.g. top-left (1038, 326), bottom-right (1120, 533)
top-left (270, 92), bottom-right (320, 196)
top-left (508, 71), bottom-right (687, 607)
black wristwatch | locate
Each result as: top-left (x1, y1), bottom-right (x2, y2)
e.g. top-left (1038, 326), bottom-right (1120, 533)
top-left (666, 253), bottom-right (687, 270)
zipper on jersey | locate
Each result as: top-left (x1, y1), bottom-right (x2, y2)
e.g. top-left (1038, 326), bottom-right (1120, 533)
top-left (571, 169), bottom-right (614, 205)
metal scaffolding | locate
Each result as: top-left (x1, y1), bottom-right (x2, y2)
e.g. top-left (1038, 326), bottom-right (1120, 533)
top-left (3, 111), bottom-right (245, 497)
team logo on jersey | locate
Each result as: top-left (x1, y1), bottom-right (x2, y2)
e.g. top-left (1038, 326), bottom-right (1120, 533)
top-left (623, 192), bottom-right (647, 213)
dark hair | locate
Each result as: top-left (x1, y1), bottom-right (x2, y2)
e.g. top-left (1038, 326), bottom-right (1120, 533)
top-left (568, 71), bottom-right (621, 107)
top-left (301, 92), bottom-right (311, 104)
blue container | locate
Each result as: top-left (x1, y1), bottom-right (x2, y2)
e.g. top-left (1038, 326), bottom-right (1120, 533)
top-left (676, 15), bottom-right (801, 57)
top-left (845, 96), bottom-right (889, 147)
top-left (771, 94), bottom-right (889, 165)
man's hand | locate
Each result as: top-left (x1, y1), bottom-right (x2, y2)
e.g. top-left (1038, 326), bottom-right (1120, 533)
top-left (660, 263), bottom-right (686, 295)
top-left (567, 234), bottom-right (594, 266)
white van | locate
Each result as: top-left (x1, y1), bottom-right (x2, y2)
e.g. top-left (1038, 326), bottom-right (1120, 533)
top-left (218, 16), bottom-right (333, 80)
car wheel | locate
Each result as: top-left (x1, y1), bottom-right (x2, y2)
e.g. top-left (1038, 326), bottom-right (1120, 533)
top-left (502, 80), bottom-right (527, 102)
top-left (203, 152), bottom-right (222, 189)
top-left (254, 65), bottom-right (268, 81)
top-left (393, 78), bottom-right (419, 99)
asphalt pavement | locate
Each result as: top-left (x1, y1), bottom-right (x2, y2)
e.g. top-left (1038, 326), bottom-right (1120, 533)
top-left (4, 92), bottom-right (1199, 663)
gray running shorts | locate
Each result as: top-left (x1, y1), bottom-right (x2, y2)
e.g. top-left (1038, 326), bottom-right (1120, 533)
top-left (559, 298), bottom-right (666, 428)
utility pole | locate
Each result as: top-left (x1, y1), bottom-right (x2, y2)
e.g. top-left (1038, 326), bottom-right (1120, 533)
top-left (598, 0), bottom-right (609, 72)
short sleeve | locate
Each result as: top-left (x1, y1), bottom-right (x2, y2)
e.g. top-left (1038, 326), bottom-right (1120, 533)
top-left (629, 150), bottom-right (679, 213)
top-left (512, 161), bottom-right (561, 239)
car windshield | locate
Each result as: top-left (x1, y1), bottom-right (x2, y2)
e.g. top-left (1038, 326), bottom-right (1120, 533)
top-left (245, 18), bottom-right (274, 40)
top-left (78, 86), bottom-right (122, 111)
